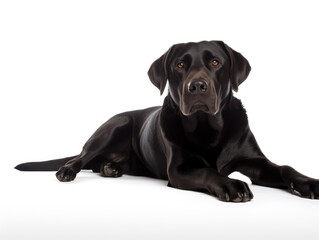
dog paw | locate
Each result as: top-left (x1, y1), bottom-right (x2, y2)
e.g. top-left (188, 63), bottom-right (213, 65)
top-left (210, 179), bottom-right (254, 203)
top-left (289, 177), bottom-right (319, 199)
top-left (56, 166), bottom-right (77, 182)
top-left (100, 162), bottom-right (123, 178)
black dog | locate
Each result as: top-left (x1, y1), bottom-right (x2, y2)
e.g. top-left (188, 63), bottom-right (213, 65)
top-left (16, 41), bottom-right (319, 202)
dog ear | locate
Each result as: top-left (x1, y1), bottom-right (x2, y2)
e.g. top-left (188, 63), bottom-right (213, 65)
top-left (148, 47), bottom-right (173, 95)
top-left (223, 43), bottom-right (251, 92)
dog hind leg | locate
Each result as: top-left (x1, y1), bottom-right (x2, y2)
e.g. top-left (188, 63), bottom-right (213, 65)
top-left (56, 114), bottom-right (133, 182)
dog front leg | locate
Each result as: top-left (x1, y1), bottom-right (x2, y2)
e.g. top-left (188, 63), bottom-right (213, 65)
top-left (228, 130), bottom-right (319, 199)
top-left (166, 145), bottom-right (253, 202)
top-left (231, 158), bottom-right (319, 199)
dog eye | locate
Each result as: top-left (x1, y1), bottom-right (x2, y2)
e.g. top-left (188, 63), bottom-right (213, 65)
top-left (176, 61), bottom-right (184, 69)
top-left (211, 60), bottom-right (219, 66)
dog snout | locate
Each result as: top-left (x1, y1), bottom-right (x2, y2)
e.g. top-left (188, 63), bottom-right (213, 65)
top-left (188, 79), bottom-right (208, 94)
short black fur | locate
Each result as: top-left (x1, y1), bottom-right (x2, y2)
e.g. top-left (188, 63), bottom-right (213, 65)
top-left (16, 41), bottom-right (319, 202)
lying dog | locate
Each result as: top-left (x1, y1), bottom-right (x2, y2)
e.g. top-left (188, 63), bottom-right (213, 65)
top-left (16, 41), bottom-right (319, 202)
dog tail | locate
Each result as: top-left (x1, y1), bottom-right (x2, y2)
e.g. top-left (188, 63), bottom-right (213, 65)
top-left (15, 155), bottom-right (77, 171)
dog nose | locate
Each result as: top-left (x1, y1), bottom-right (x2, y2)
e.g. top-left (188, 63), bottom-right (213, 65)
top-left (188, 80), bottom-right (208, 94)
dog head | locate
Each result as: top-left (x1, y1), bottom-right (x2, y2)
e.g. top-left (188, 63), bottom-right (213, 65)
top-left (148, 41), bottom-right (251, 116)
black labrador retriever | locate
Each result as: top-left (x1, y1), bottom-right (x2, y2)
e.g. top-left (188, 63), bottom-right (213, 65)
top-left (16, 40), bottom-right (319, 202)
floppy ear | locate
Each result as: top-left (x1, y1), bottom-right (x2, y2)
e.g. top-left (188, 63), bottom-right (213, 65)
top-left (223, 43), bottom-right (251, 92)
top-left (147, 47), bottom-right (173, 95)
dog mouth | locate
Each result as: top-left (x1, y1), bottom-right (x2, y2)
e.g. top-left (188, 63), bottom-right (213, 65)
top-left (181, 100), bottom-right (220, 116)
top-left (190, 103), bottom-right (209, 114)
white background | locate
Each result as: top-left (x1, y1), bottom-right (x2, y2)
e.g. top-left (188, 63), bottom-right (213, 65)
top-left (1, 0), bottom-right (319, 239)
